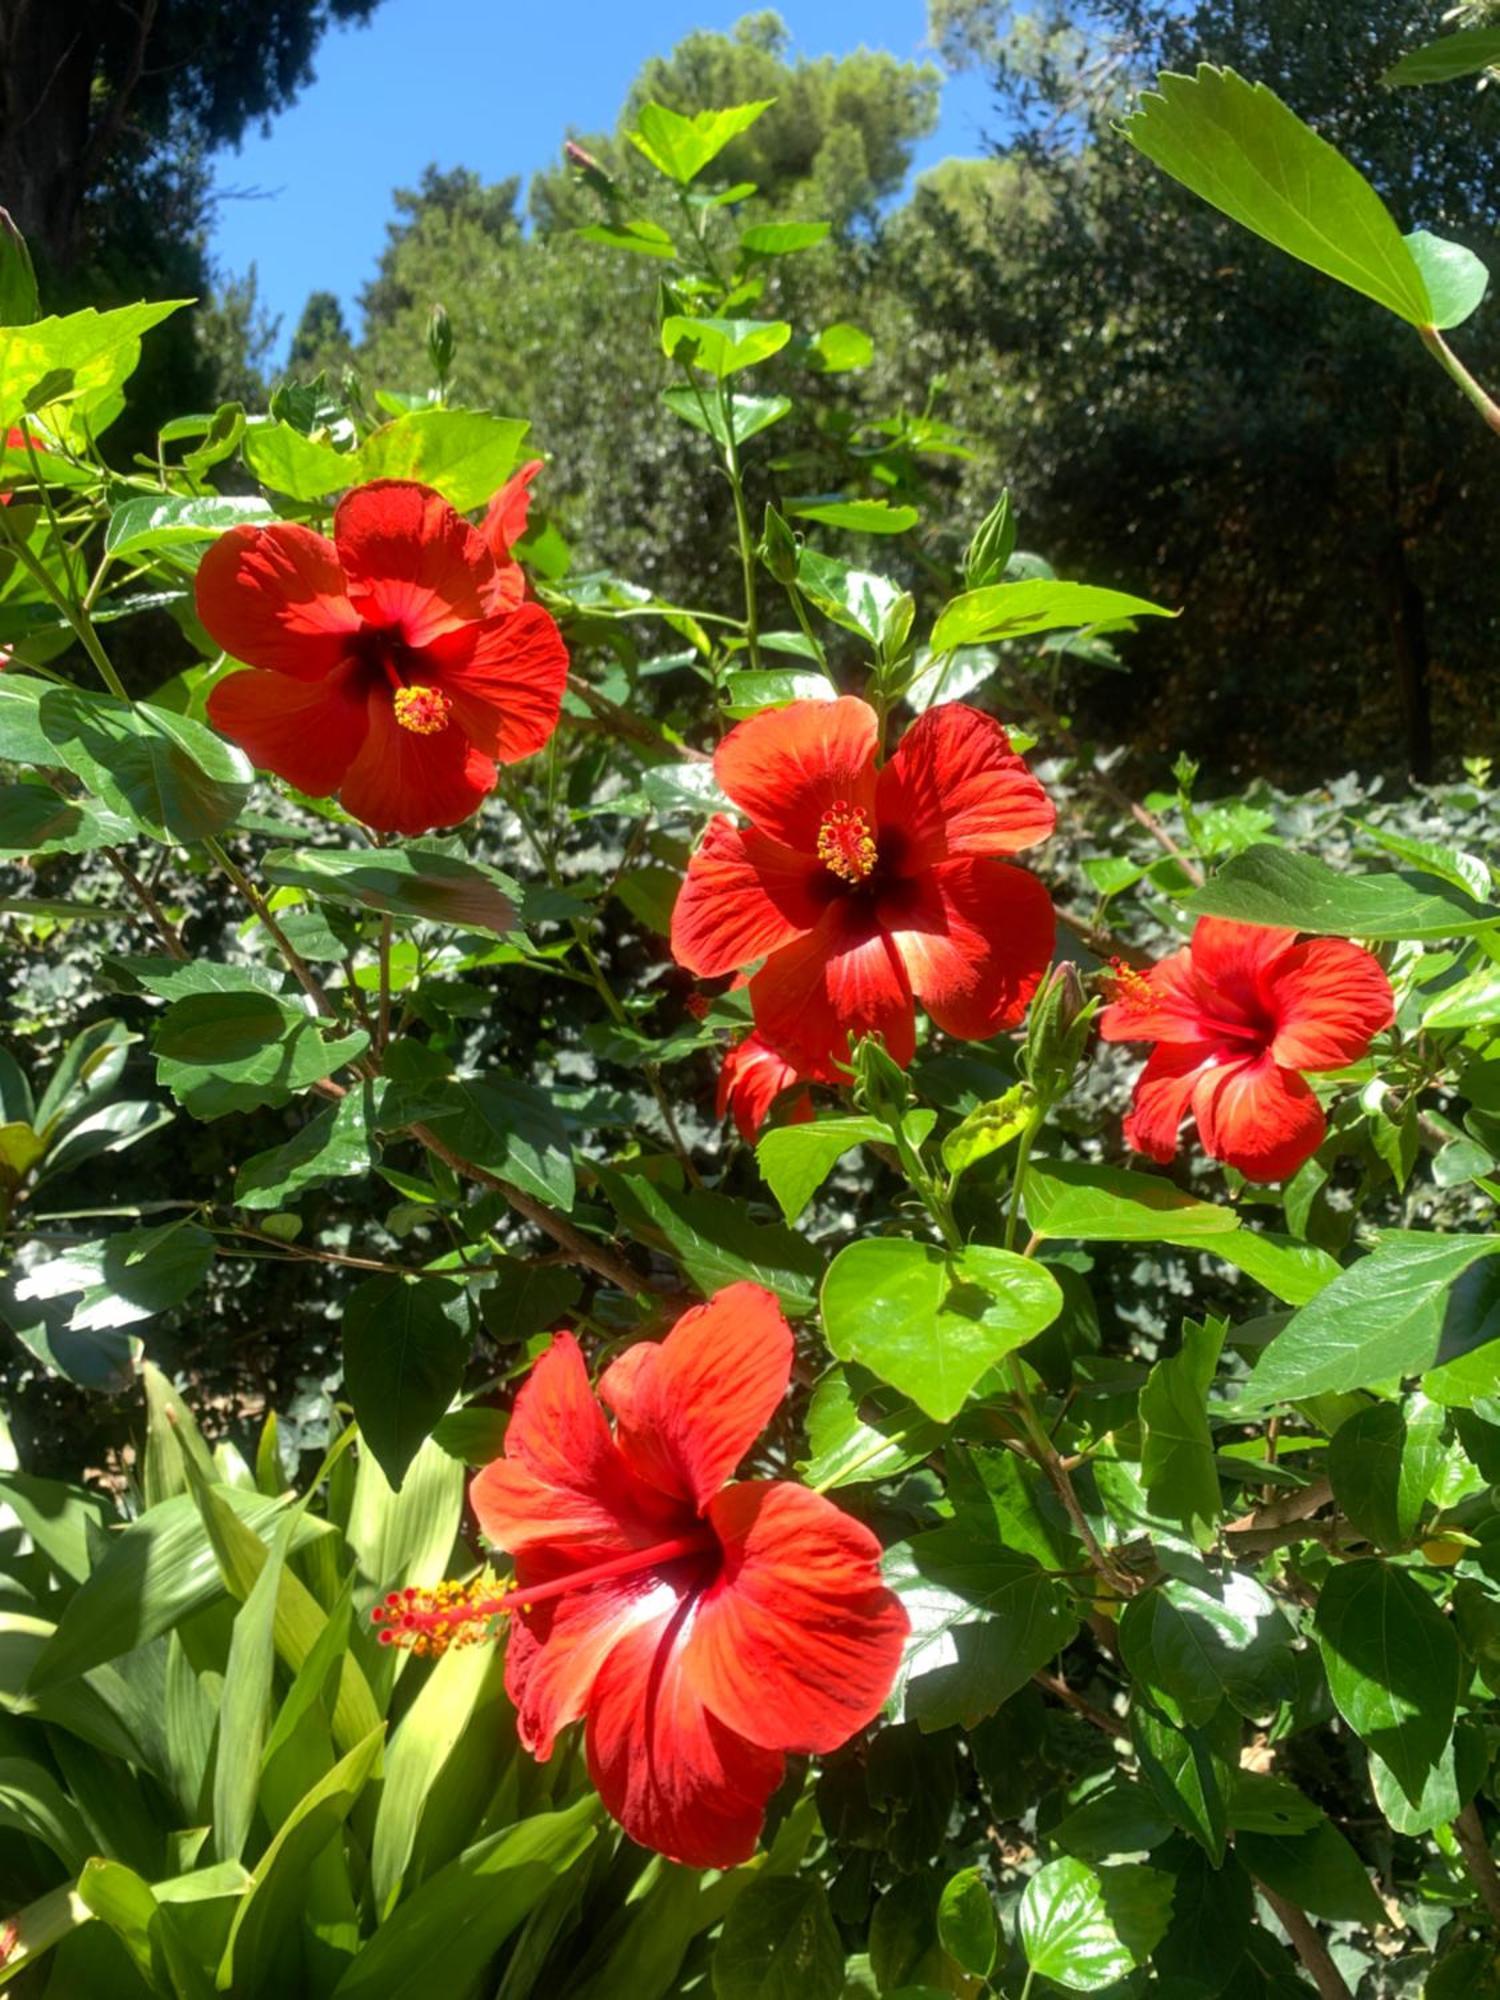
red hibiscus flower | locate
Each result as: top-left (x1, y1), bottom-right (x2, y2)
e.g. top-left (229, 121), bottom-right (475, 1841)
top-left (480, 457), bottom-right (543, 611)
top-left (196, 478), bottom-right (568, 837)
top-left (670, 698), bottom-right (1056, 1082)
top-left (1099, 916), bottom-right (1394, 1181)
top-left (718, 1031), bottom-right (815, 1143)
top-left (374, 1282), bottom-right (907, 1869)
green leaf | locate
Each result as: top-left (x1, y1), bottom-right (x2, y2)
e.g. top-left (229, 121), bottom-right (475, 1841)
top-left (1025, 1159), bottom-right (1238, 1243)
top-left (236, 1083), bottom-right (382, 1209)
top-left (1019, 1857), bottom-right (1174, 1993)
top-left (343, 1275), bottom-right (470, 1490)
top-left (712, 1875), bottom-right (844, 2000)
top-left (355, 409), bottom-right (529, 512)
top-left (241, 420), bottom-right (353, 500)
top-left (942, 1087), bottom-right (1033, 1177)
top-left (886, 1533), bottom-right (1079, 1729)
top-left (30, 1487), bottom-right (326, 1687)
top-left (262, 843), bottom-right (519, 935)
top-left (0, 300), bottom-right (189, 440)
top-left (379, 1047), bottom-right (574, 1210)
top-left (1139, 1318), bottom-right (1224, 1547)
top-left (661, 315), bottom-right (792, 378)
top-left (798, 1366), bottom-right (945, 1490)
top-left (740, 219), bottom-right (831, 257)
top-left (213, 1511), bottom-right (292, 1863)
top-left (794, 546), bottom-right (906, 644)
top-left (478, 1256), bottom-right (582, 1343)
top-left (0, 779), bottom-right (135, 856)
top-left (1119, 1570), bottom-right (1296, 1727)
top-left (662, 386), bottom-right (792, 446)
top-left (1236, 1822), bottom-right (1384, 1926)
top-left (600, 1171), bottom-right (820, 1315)
top-left (1327, 1397), bottom-right (1445, 1548)
top-left (39, 688), bottom-right (252, 842)
top-left (1132, 1701), bottom-right (1231, 1862)
top-left (1121, 66), bottom-right (1435, 326)
top-left (13, 1219), bottom-right (214, 1332)
top-left (1187, 843), bottom-right (1500, 938)
top-left (577, 218), bottom-right (678, 258)
top-left (821, 1238), bottom-right (1063, 1423)
top-left (154, 990), bottom-right (369, 1120)
top-left (1368, 1717), bottom-right (1488, 1834)
top-left (218, 1725), bottom-right (385, 1992)
top-left (1051, 1781), bottom-right (1175, 1861)
top-left (103, 493), bottom-right (274, 562)
top-left (0, 207), bottom-right (39, 326)
top-left (931, 579), bottom-right (1171, 655)
top-left (756, 1114), bottom-right (887, 1221)
top-left (1422, 964), bottom-right (1500, 1029)
top-left (807, 322), bottom-right (874, 372)
top-left (937, 1868), bottom-right (1000, 1980)
top-left (789, 497), bottom-right (919, 534)
top-left (1383, 25), bottom-right (1500, 85)
top-left (1314, 1558), bottom-right (1459, 1803)
top-left (1404, 230), bottom-right (1490, 330)
top-left (0, 672), bottom-right (56, 765)
top-left (0, 1757), bottom-right (92, 1871)
top-left (330, 1798), bottom-right (600, 2000)
top-left (629, 98), bottom-right (774, 183)
top-left (1242, 1231), bottom-right (1500, 1406)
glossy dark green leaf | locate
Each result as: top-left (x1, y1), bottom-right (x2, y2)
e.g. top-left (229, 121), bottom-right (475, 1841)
top-left (1327, 1397), bottom-right (1445, 1548)
top-left (1019, 1857), bottom-right (1174, 1992)
top-left (262, 843), bottom-right (519, 935)
top-left (1314, 1558), bottom-right (1459, 1803)
top-left (39, 687), bottom-right (252, 841)
top-left (711, 1875), bottom-right (844, 2000)
top-left (104, 493), bottom-right (274, 561)
top-left (886, 1532), bottom-right (1079, 1729)
top-left (477, 1257), bottom-right (582, 1344)
top-left (936, 1868), bottom-right (1000, 1979)
top-left (1188, 843), bottom-right (1499, 939)
top-left (343, 1276), bottom-right (471, 1489)
top-left (1236, 1822), bottom-right (1384, 1926)
top-left (0, 779), bottom-right (134, 855)
top-left (600, 1170), bottom-right (819, 1314)
top-left (154, 990), bottom-right (369, 1120)
top-left (13, 1218), bottom-right (214, 1332)
top-left (1025, 1160), bottom-right (1238, 1243)
top-left (1119, 1569), bottom-right (1296, 1727)
top-left (381, 1044), bottom-right (574, 1210)
top-left (1243, 1231), bottom-right (1500, 1406)
top-left (1139, 1318), bottom-right (1224, 1546)
top-left (235, 1082), bottom-right (383, 1209)
top-left (1132, 1701), bottom-right (1231, 1862)
top-left (798, 1367), bottom-right (945, 1490)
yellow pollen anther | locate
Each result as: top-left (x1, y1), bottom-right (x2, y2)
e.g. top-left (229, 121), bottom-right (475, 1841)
top-left (1108, 957), bottom-right (1156, 1012)
top-left (370, 1573), bottom-right (509, 1656)
top-left (392, 683), bottom-right (451, 735)
top-left (817, 801), bottom-right (877, 884)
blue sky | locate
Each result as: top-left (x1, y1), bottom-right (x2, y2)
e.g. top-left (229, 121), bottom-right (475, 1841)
top-left (207, 0), bottom-right (996, 353)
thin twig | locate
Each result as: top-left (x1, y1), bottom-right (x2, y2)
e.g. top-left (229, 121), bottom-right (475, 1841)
top-left (103, 846), bottom-right (187, 960)
top-left (1257, 1885), bottom-right (1354, 2000)
top-left (1454, 1804), bottom-right (1500, 1928)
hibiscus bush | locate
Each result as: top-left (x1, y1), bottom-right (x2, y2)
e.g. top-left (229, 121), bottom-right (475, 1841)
top-left (3, 45), bottom-right (1500, 2000)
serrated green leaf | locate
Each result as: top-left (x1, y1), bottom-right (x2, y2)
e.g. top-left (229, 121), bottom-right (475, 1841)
top-left (756, 1114), bottom-right (886, 1221)
top-left (629, 99), bottom-right (774, 184)
top-left (1314, 1558), bottom-right (1459, 1804)
top-left (343, 1275), bottom-right (470, 1490)
top-left (931, 579), bottom-right (1171, 655)
top-left (1188, 843), bottom-right (1499, 938)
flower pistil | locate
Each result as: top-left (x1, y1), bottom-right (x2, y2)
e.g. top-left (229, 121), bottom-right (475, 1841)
top-left (816, 801), bottom-right (877, 884)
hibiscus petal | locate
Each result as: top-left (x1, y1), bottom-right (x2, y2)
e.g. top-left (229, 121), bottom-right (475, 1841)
top-left (336, 688), bottom-right (496, 836)
top-left (471, 1332), bottom-right (678, 1560)
top-left (504, 1572), bottom-right (683, 1762)
top-left (685, 1481), bottom-right (907, 1755)
top-left (585, 1599), bottom-right (785, 1868)
top-left (205, 665), bottom-right (367, 797)
top-left (1192, 1053), bottom-right (1325, 1181)
top-left (427, 601), bottom-right (569, 764)
top-left (717, 1033), bottom-right (813, 1143)
top-left (481, 459), bottom-right (542, 563)
top-left (885, 857), bottom-right (1055, 1040)
top-left (1266, 937), bottom-right (1394, 1071)
top-left (1097, 945), bottom-right (1208, 1045)
top-left (670, 817), bottom-right (822, 978)
top-left (195, 522), bottom-right (360, 678)
top-left (598, 1283), bottom-right (793, 1510)
top-left (750, 911), bottom-right (915, 1084)
top-left (1122, 1041), bottom-right (1218, 1163)
top-left (714, 697), bottom-right (878, 851)
top-left (876, 703), bottom-right (1054, 867)
top-left (1189, 917), bottom-right (1299, 1028)
top-left (333, 480), bottom-right (494, 643)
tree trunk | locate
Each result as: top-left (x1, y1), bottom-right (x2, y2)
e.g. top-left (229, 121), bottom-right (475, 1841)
top-left (1378, 443), bottom-right (1433, 784)
top-left (0, 1), bottom-right (108, 273)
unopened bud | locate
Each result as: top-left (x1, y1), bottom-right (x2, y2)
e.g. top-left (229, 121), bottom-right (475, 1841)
top-left (850, 1034), bottom-right (910, 1124)
top-left (963, 491), bottom-right (1016, 591)
top-left (759, 503), bottom-right (799, 585)
top-left (427, 303), bottom-right (454, 382)
top-left (564, 140), bottom-right (618, 201)
top-left (1022, 962), bottom-right (1095, 1101)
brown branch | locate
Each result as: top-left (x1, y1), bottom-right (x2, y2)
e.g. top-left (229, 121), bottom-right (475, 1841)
top-left (1257, 1885), bottom-right (1354, 2000)
top-left (1455, 1804), bottom-right (1500, 1928)
top-left (1033, 1668), bottom-right (1119, 1737)
top-left (103, 845), bottom-right (187, 959)
top-left (570, 681), bottom-right (711, 761)
top-left (409, 1120), bottom-right (670, 1298)
top-left (76, 0), bottom-right (159, 197)
top-left (1224, 1478), bottom-right (1341, 1557)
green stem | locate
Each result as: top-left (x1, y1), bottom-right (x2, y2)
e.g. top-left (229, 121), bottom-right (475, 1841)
top-left (1419, 325), bottom-right (1500, 437)
top-left (1005, 1110), bottom-right (1043, 1253)
top-left (719, 377), bottom-right (762, 673)
top-left (0, 504), bottom-right (130, 701)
